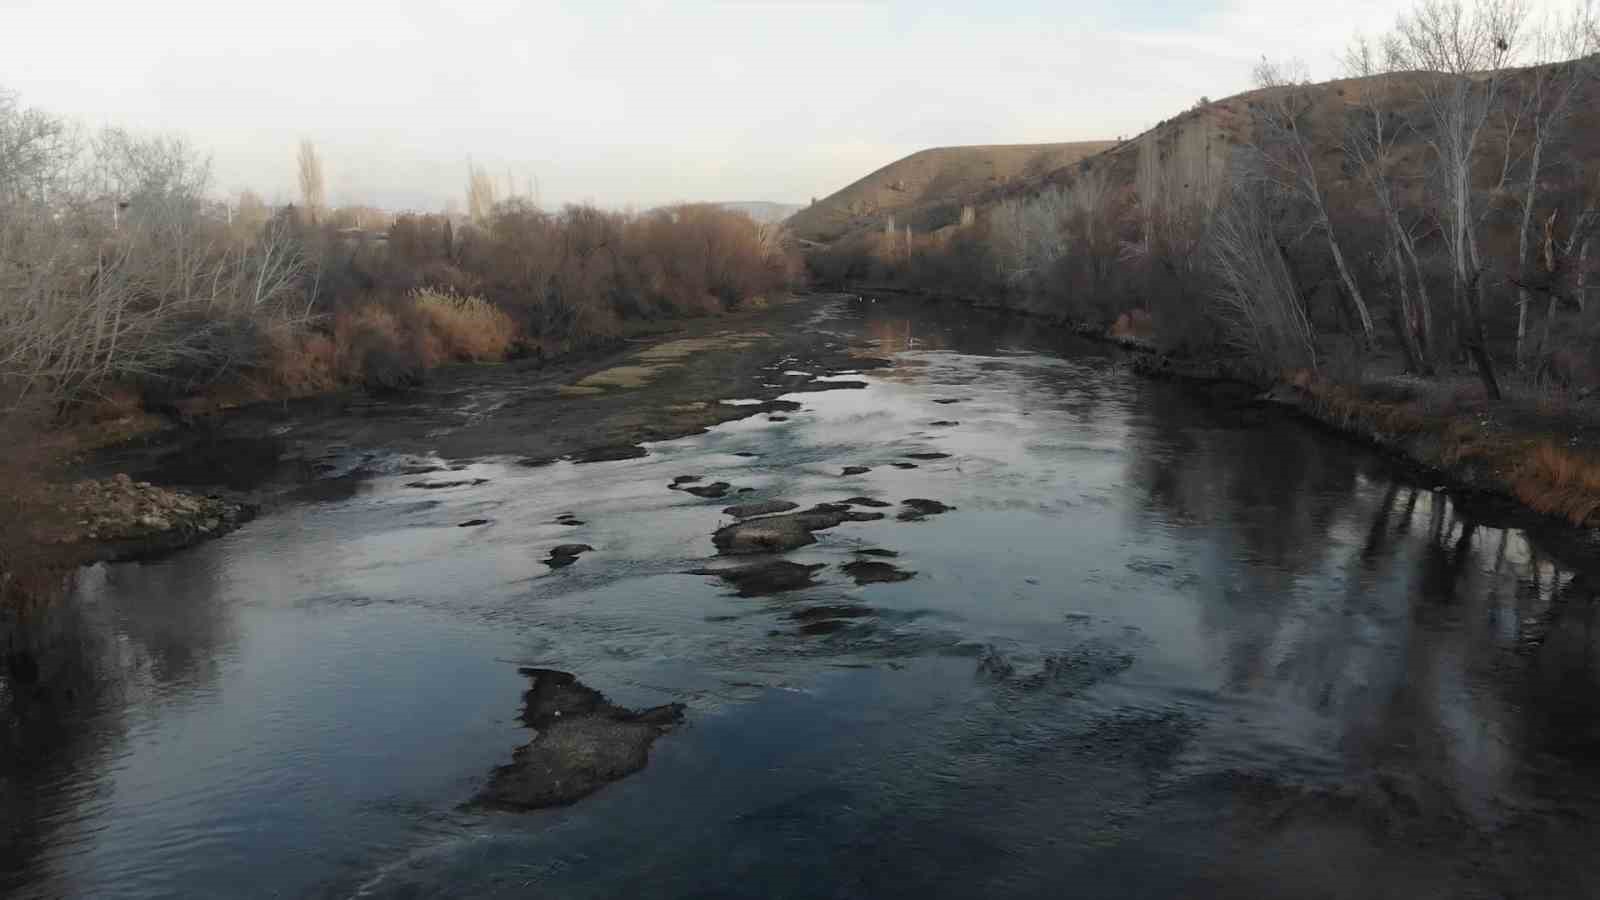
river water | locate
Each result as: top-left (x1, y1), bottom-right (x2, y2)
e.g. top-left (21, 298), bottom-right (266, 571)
top-left (5, 298), bottom-right (1600, 898)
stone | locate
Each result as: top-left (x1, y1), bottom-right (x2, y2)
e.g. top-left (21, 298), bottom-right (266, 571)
top-left (899, 499), bottom-right (956, 521)
top-left (841, 466), bottom-right (871, 476)
top-left (841, 560), bottom-right (916, 585)
top-left (475, 668), bottom-right (683, 811)
top-left (689, 560), bottom-right (827, 596)
top-left (712, 504), bottom-right (882, 555)
top-left (572, 444), bottom-right (649, 464)
top-left (722, 500), bottom-right (800, 519)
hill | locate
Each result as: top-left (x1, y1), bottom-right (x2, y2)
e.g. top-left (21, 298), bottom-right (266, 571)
top-left (720, 201), bottom-right (805, 224)
top-left (786, 141), bottom-right (1115, 243)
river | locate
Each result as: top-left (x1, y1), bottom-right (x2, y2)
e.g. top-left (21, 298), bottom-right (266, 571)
top-left (4, 296), bottom-right (1600, 898)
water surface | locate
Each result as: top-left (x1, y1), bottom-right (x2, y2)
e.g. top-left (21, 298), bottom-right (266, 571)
top-left (5, 298), bottom-right (1600, 898)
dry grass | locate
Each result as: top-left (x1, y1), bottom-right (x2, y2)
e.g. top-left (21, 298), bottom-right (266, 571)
top-left (411, 289), bottom-right (517, 363)
top-left (1305, 382), bottom-right (1431, 436)
top-left (788, 142), bottom-right (1115, 242)
top-left (1513, 442), bottom-right (1600, 526)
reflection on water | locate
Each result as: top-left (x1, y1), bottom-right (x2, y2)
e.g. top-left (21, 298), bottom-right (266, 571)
top-left (4, 297), bottom-right (1600, 899)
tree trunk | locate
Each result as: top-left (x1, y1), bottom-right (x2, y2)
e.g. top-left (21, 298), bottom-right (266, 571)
top-left (1514, 136), bottom-right (1544, 367)
top-left (1460, 268), bottom-right (1502, 402)
top-left (1327, 228), bottom-right (1375, 347)
top-left (1390, 243), bottom-right (1426, 373)
top-left (1581, 237), bottom-right (1591, 313)
top-left (1393, 219), bottom-right (1434, 364)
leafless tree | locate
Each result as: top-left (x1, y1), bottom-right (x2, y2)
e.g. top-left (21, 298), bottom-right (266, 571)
top-left (1341, 36), bottom-right (1438, 371)
top-left (1250, 57), bottom-right (1377, 346)
top-left (1129, 117), bottom-right (1225, 282)
top-left (296, 139), bottom-right (325, 223)
top-left (467, 162), bottom-right (497, 226)
top-left (1209, 159), bottom-right (1318, 372)
top-left (1506, 3), bottom-right (1597, 364)
top-left (0, 89), bottom-right (77, 206)
top-left (2, 105), bottom-right (310, 416)
top-left (1391, 0), bottom-right (1530, 400)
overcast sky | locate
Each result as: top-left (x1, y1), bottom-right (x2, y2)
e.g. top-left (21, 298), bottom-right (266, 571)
top-left (0, 0), bottom-right (1559, 211)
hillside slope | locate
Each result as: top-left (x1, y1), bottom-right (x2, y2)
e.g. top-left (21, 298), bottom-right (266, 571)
top-left (720, 201), bottom-right (804, 224)
top-left (788, 141), bottom-right (1114, 242)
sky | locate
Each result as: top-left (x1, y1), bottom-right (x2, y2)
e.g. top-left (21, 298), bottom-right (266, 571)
top-left (0, 0), bottom-right (1564, 211)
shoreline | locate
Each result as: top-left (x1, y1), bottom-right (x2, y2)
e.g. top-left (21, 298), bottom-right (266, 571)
top-left (840, 282), bottom-right (1600, 533)
top-left (9, 295), bottom-right (868, 576)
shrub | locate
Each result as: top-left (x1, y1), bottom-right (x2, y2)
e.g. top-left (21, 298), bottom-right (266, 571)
top-left (410, 289), bottom-right (517, 362)
top-left (1514, 442), bottom-right (1600, 525)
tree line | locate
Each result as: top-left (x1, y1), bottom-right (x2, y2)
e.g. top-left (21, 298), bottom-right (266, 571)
top-left (813, 0), bottom-right (1600, 399)
top-left (0, 91), bottom-right (799, 429)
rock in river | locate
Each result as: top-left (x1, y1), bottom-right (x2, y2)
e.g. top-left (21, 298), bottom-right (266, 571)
top-left (406, 478), bottom-right (490, 490)
top-left (689, 560), bottom-right (826, 596)
top-left (683, 481), bottom-right (732, 499)
top-left (898, 499), bottom-right (955, 521)
top-left (904, 452), bottom-right (951, 461)
top-left (571, 444), bottom-right (650, 464)
top-left (722, 499), bottom-right (800, 519)
top-left (712, 503), bottom-right (883, 554)
top-left (841, 465), bottom-right (872, 476)
top-left (545, 544), bottom-right (595, 568)
top-left (842, 560), bottom-right (916, 585)
top-left (476, 668), bottom-right (684, 811)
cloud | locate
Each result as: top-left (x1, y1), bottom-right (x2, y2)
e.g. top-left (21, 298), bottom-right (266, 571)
top-left (0, 0), bottom-right (1582, 210)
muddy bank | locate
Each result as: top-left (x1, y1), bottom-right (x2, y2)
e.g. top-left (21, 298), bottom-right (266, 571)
top-left (22, 474), bottom-right (253, 565)
top-left (476, 668), bottom-right (683, 811)
top-left (76, 295), bottom-right (884, 514)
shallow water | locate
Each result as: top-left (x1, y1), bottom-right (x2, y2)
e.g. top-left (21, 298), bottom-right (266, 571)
top-left (6, 298), bottom-right (1600, 898)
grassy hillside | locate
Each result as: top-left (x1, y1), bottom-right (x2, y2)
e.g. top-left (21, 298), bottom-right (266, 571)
top-left (787, 141), bottom-right (1114, 242)
top-left (720, 201), bottom-right (804, 224)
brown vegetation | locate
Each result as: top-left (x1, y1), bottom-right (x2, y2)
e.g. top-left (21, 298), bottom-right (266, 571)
top-left (0, 87), bottom-right (801, 607)
top-left (806, 0), bottom-right (1600, 527)
top-left (1513, 441), bottom-right (1600, 525)
top-left (788, 142), bottom-right (1115, 243)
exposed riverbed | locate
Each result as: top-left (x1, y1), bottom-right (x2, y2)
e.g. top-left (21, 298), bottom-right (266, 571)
top-left (5, 296), bottom-right (1600, 899)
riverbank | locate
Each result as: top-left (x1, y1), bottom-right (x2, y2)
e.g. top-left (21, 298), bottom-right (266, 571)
top-left (842, 283), bottom-right (1600, 531)
top-left (2, 294), bottom-right (876, 604)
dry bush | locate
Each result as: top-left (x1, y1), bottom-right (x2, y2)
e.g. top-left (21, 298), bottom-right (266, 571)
top-left (1514, 442), bottom-right (1600, 524)
top-left (410, 289), bottom-right (516, 362)
top-left (261, 327), bottom-right (340, 396)
top-left (332, 304), bottom-right (418, 390)
top-left (1110, 310), bottom-right (1155, 340)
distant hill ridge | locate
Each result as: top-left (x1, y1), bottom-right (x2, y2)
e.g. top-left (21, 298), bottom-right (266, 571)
top-left (787, 141), bottom-right (1115, 242)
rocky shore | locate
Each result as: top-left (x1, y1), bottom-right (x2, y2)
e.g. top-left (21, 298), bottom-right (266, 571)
top-left (30, 474), bottom-right (252, 563)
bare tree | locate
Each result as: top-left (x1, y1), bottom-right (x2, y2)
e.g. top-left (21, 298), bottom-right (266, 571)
top-left (1391, 0), bottom-right (1529, 401)
top-left (1210, 160), bottom-right (1318, 373)
top-left (1250, 57), bottom-right (1377, 346)
top-left (466, 161), bottom-right (497, 226)
top-left (0, 89), bottom-right (77, 206)
top-left (1507, 3), bottom-right (1597, 364)
top-left (296, 139), bottom-right (325, 223)
top-left (1129, 118), bottom-right (1226, 283)
top-left (1341, 36), bottom-right (1438, 371)
top-left (2, 109), bottom-right (310, 415)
